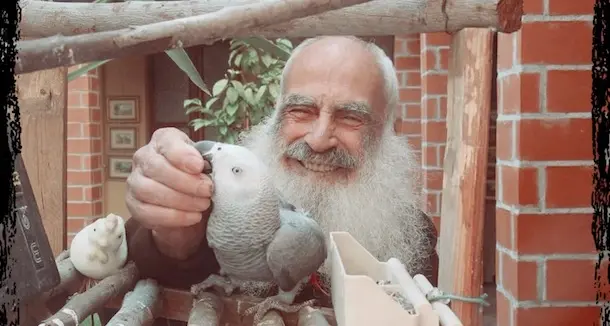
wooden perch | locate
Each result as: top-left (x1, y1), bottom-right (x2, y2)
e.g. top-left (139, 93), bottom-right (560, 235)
top-left (15, 0), bottom-right (371, 75)
top-left (188, 291), bottom-right (224, 326)
top-left (257, 311), bottom-right (285, 326)
top-left (106, 279), bottom-right (161, 326)
top-left (22, 0), bottom-right (523, 40)
top-left (39, 261), bottom-right (139, 326)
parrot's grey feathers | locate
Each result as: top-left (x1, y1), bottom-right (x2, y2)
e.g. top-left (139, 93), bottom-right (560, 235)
top-left (279, 197), bottom-right (297, 212)
top-left (266, 208), bottom-right (327, 291)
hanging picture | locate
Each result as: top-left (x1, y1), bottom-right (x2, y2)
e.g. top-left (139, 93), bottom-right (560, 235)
top-left (109, 127), bottom-right (138, 151)
top-left (107, 96), bottom-right (139, 122)
top-left (108, 156), bottom-right (134, 180)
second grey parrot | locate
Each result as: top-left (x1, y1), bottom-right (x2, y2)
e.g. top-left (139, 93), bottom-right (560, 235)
top-left (189, 140), bottom-right (328, 324)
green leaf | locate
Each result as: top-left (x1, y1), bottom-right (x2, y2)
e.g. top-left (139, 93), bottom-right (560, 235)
top-left (184, 98), bottom-right (202, 108)
top-left (231, 80), bottom-right (245, 97)
top-left (269, 83), bottom-right (280, 99)
top-left (185, 105), bottom-right (203, 115)
top-left (191, 119), bottom-right (216, 131)
top-left (238, 37), bottom-right (291, 61)
top-left (165, 48), bottom-right (210, 96)
top-left (261, 53), bottom-right (274, 67)
top-left (219, 125), bottom-right (228, 136)
top-left (244, 88), bottom-right (255, 106)
top-left (234, 53), bottom-right (243, 67)
top-left (205, 97), bottom-right (220, 111)
top-left (225, 111), bottom-right (237, 124)
top-left (226, 103), bottom-right (239, 116)
top-left (67, 60), bottom-right (111, 82)
top-left (276, 38), bottom-right (294, 51)
top-left (212, 79), bottom-right (229, 96)
top-left (226, 87), bottom-right (238, 104)
top-left (254, 85), bottom-right (267, 103)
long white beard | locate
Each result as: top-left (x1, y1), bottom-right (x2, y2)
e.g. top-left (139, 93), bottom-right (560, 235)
top-left (238, 118), bottom-right (433, 291)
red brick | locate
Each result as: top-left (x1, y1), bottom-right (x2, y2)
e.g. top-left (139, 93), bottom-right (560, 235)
top-left (68, 92), bottom-right (81, 107)
top-left (67, 187), bottom-right (83, 201)
top-left (405, 72), bottom-right (421, 87)
top-left (399, 88), bottom-right (421, 102)
top-left (524, 0), bottom-right (544, 13)
top-left (438, 96), bottom-right (447, 118)
top-left (495, 290), bottom-right (513, 326)
top-left (84, 186), bottom-right (103, 201)
top-left (437, 48), bottom-right (450, 70)
top-left (67, 155), bottom-right (82, 170)
top-left (423, 146), bottom-right (438, 168)
top-left (83, 155), bottom-right (102, 169)
top-left (90, 75), bottom-right (100, 90)
top-left (516, 213), bottom-right (596, 254)
top-left (423, 98), bottom-right (438, 119)
top-left (67, 171), bottom-right (93, 185)
top-left (546, 259), bottom-right (609, 301)
top-left (68, 77), bottom-right (89, 91)
top-left (431, 215), bottom-right (440, 234)
top-left (82, 92), bottom-right (99, 107)
top-left (68, 109), bottom-right (91, 123)
top-left (438, 144), bottom-right (446, 164)
top-left (424, 33), bottom-right (451, 47)
top-left (404, 104), bottom-right (421, 119)
top-left (496, 121), bottom-right (514, 161)
top-left (518, 118), bottom-right (592, 161)
top-left (406, 38), bottom-right (420, 56)
top-left (545, 165), bottom-right (592, 208)
top-left (547, 70), bottom-right (592, 113)
top-left (424, 74), bottom-right (447, 95)
top-left (423, 121), bottom-right (447, 143)
top-left (394, 37), bottom-right (407, 54)
top-left (91, 108), bottom-right (102, 122)
top-left (549, 0), bottom-right (594, 15)
top-left (423, 50), bottom-right (436, 72)
top-left (500, 166), bottom-right (539, 206)
top-left (500, 73), bottom-right (541, 114)
top-left (497, 33), bottom-right (515, 71)
top-left (395, 56), bottom-right (420, 70)
top-left (67, 202), bottom-right (95, 216)
top-left (67, 123), bottom-right (82, 138)
top-left (521, 21), bottom-right (593, 65)
top-left (82, 123), bottom-right (101, 138)
top-left (395, 120), bottom-right (420, 135)
top-left (501, 253), bottom-right (539, 300)
top-left (424, 170), bottom-right (443, 191)
top-left (515, 306), bottom-right (601, 326)
top-left (426, 192), bottom-right (439, 215)
top-left (67, 218), bottom-right (85, 233)
top-left (496, 207), bottom-right (513, 249)
top-left (68, 139), bottom-right (97, 154)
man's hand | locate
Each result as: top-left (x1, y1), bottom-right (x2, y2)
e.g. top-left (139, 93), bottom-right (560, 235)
top-left (126, 127), bottom-right (213, 259)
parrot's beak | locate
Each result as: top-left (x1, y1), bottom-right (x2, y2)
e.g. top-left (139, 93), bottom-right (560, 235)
top-left (193, 140), bottom-right (217, 163)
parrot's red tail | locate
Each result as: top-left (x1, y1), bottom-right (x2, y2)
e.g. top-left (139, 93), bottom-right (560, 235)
top-left (309, 272), bottom-right (330, 297)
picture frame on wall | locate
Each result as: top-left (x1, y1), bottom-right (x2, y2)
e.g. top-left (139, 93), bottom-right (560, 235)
top-left (109, 126), bottom-right (138, 151)
top-left (107, 96), bottom-right (139, 122)
top-left (108, 156), bottom-right (134, 180)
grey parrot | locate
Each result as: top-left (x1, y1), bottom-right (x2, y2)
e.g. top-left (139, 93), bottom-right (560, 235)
top-left (189, 140), bottom-right (328, 324)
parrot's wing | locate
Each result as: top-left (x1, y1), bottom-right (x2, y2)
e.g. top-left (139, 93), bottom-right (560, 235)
top-left (265, 209), bottom-right (328, 291)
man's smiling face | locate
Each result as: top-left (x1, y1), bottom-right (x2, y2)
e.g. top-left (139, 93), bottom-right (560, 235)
top-left (274, 37), bottom-right (388, 182)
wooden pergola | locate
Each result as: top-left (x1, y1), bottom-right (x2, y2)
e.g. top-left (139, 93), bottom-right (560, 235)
top-left (16, 0), bottom-right (523, 325)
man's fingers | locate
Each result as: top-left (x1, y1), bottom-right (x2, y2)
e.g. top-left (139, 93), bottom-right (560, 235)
top-left (125, 190), bottom-right (204, 228)
top-left (127, 172), bottom-right (211, 213)
top-left (151, 127), bottom-right (204, 174)
top-left (136, 152), bottom-right (214, 198)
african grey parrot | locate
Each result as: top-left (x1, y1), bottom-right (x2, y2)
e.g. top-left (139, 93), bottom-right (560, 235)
top-left (189, 140), bottom-right (328, 324)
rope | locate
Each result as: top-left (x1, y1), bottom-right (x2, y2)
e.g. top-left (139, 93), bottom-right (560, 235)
top-left (425, 287), bottom-right (491, 307)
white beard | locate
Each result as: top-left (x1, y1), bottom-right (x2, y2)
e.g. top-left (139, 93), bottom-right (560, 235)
top-left (237, 117), bottom-right (434, 292)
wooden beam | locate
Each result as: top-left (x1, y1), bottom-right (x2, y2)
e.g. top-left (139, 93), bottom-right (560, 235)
top-left (21, 0), bottom-right (523, 39)
top-left (437, 28), bottom-right (494, 326)
top-left (15, 0), bottom-right (372, 75)
top-left (16, 67), bottom-right (68, 256)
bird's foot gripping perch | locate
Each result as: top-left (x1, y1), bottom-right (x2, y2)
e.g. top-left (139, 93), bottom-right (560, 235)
top-left (243, 293), bottom-right (316, 325)
top-left (190, 274), bottom-right (237, 297)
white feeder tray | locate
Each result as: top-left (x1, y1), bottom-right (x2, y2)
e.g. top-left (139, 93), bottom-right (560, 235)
top-left (329, 231), bottom-right (463, 326)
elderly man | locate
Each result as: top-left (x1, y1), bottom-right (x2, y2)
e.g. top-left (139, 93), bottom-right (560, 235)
top-left (119, 35), bottom-right (438, 322)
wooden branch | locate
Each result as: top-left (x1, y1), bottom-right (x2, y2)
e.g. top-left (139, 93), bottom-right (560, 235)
top-left (15, 0), bottom-right (371, 75)
top-left (22, 0), bottom-right (523, 40)
top-left (298, 306), bottom-right (331, 326)
top-left (106, 288), bottom-right (336, 325)
top-left (257, 311), bottom-right (285, 326)
top-left (106, 279), bottom-right (161, 326)
top-left (39, 261), bottom-right (139, 326)
top-left (437, 28), bottom-right (494, 326)
top-left (188, 291), bottom-right (224, 326)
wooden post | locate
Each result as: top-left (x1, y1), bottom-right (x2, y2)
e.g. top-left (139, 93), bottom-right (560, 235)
top-left (16, 67), bottom-right (68, 256)
top-left (437, 28), bottom-right (494, 326)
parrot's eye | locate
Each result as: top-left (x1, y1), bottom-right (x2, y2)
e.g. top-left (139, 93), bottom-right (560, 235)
top-left (232, 167), bottom-right (242, 174)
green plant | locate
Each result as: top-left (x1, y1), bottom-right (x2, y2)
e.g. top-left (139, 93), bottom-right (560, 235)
top-left (184, 37), bottom-right (293, 144)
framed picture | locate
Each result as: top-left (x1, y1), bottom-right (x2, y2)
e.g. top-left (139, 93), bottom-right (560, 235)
top-left (108, 156), bottom-right (133, 180)
top-left (109, 127), bottom-right (138, 151)
top-left (107, 96), bottom-right (139, 122)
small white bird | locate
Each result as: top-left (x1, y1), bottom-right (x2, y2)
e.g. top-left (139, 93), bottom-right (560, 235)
top-left (69, 213), bottom-right (128, 280)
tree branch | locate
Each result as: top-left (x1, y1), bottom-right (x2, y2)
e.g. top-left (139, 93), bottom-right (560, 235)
top-left (106, 279), bottom-right (161, 326)
top-left (15, 0), bottom-right (371, 75)
top-left (21, 0), bottom-right (523, 39)
top-left (38, 261), bottom-right (139, 326)
top-left (297, 306), bottom-right (331, 326)
top-left (188, 291), bottom-right (224, 326)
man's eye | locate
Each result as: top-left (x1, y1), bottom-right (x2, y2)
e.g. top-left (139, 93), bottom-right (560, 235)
top-left (339, 115), bottom-right (364, 125)
top-left (288, 107), bottom-right (315, 117)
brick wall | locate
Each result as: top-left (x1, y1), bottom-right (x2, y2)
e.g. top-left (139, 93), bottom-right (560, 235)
top-left (394, 34), bottom-right (422, 164)
top-left (66, 67), bottom-right (104, 246)
top-left (495, 1), bottom-right (596, 325)
top-left (420, 33), bottom-right (450, 228)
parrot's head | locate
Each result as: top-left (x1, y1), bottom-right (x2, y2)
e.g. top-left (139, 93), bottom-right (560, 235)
top-left (194, 140), bottom-right (271, 201)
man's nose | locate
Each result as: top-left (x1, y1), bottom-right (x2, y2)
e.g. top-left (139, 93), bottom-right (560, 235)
top-left (304, 116), bottom-right (337, 152)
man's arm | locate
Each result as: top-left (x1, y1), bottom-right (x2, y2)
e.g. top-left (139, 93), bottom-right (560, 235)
top-left (124, 216), bottom-right (220, 290)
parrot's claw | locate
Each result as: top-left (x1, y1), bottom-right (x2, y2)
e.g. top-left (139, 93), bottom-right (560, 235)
top-left (190, 274), bottom-right (237, 297)
top-left (243, 297), bottom-right (316, 325)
